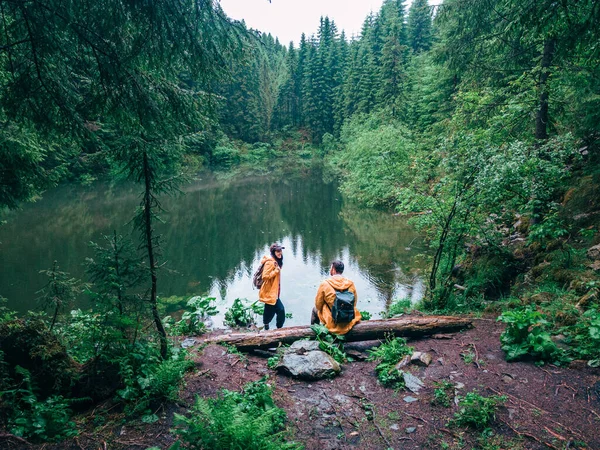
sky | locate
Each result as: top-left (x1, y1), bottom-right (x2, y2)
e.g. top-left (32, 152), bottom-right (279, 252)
top-left (219, 0), bottom-right (426, 46)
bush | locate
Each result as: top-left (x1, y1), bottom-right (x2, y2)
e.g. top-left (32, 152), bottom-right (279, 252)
top-left (498, 306), bottom-right (566, 364)
top-left (171, 377), bottom-right (302, 450)
top-left (563, 307), bottom-right (600, 366)
top-left (383, 298), bottom-right (412, 318)
top-left (2, 366), bottom-right (78, 442)
top-left (431, 381), bottom-right (454, 407)
top-left (163, 296), bottom-right (219, 336)
top-left (366, 334), bottom-right (413, 388)
top-left (224, 298), bottom-right (261, 328)
top-left (310, 325), bottom-right (348, 364)
top-left (449, 391), bottom-right (506, 429)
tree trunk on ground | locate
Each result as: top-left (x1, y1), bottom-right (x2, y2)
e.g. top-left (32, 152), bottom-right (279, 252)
top-left (203, 315), bottom-right (473, 350)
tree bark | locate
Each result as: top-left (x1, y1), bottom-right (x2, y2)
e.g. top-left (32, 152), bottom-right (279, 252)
top-left (203, 315), bottom-right (473, 350)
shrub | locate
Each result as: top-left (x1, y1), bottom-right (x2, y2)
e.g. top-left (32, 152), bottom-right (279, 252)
top-left (498, 306), bottom-right (566, 364)
top-left (310, 324), bottom-right (348, 364)
top-left (383, 298), bottom-right (412, 318)
top-left (449, 391), bottom-right (506, 429)
top-left (163, 296), bottom-right (219, 336)
top-left (431, 381), bottom-right (454, 407)
top-left (171, 377), bottom-right (302, 450)
top-left (366, 334), bottom-right (413, 388)
top-left (359, 310), bottom-right (371, 320)
top-left (224, 298), bottom-right (261, 328)
top-left (563, 307), bottom-right (600, 366)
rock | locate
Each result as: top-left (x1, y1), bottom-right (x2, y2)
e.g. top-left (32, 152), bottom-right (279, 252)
top-left (181, 338), bottom-right (197, 349)
top-left (403, 372), bottom-right (425, 393)
top-left (431, 334), bottom-right (454, 340)
top-left (454, 382), bottom-right (465, 389)
top-left (394, 355), bottom-right (411, 370)
top-left (390, 424), bottom-right (399, 431)
top-left (576, 291), bottom-right (597, 310)
top-left (502, 375), bottom-right (514, 384)
top-left (403, 396), bottom-right (418, 403)
top-left (288, 339), bottom-right (321, 353)
top-left (277, 344), bottom-right (341, 380)
top-left (346, 349), bottom-right (368, 361)
top-left (587, 244), bottom-right (600, 260)
top-left (405, 427), bottom-right (417, 434)
top-left (410, 351), bottom-right (432, 367)
top-left (437, 357), bottom-right (445, 366)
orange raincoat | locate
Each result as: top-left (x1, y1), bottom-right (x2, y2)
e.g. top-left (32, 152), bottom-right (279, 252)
top-left (314, 275), bottom-right (361, 335)
top-left (258, 256), bottom-right (280, 306)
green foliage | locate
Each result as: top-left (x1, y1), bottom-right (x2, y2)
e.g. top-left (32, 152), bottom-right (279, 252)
top-left (498, 307), bottom-right (566, 364)
top-left (37, 262), bottom-right (83, 331)
top-left (384, 298), bottom-right (412, 318)
top-left (359, 310), bottom-right (371, 320)
top-left (563, 307), bottom-right (600, 365)
top-left (224, 298), bottom-right (260, 328)
top-left (431, 381), bottom-right (454, 407)
top-left (449, 391), bottom-right (506, 430)
top-left (116, 343), bottom-right (193, 417)
top-left (366, 334), bottom-right (413, 388)
top-left (310, 324), bottom-right (348, 364)
top-left (171, 377), bottom-right (302, 450)
top-left (163, 296), bottom-right (219, 337)
top-left (1, 367), bottom-right (77, 442)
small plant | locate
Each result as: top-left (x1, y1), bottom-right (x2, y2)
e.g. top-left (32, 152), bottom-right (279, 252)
top-left (563, 307), bottom-right (600, 366)
top-left (220, 343), bottom-right (248, 365)
top-left (431, 381), bottom-right (454, 407)
top-left (310, 324), bottom-right (348, 363)
top-left (224, 298), bottom-right (259, 328)
top-left (366, 334), bottom-right (413, 388)
top-left (171, 377), bottom-right (302, 449)
top-left (163, 296), bottom-right (219, 336)
top-left (2, 367), bottom-right (78, 442)
top-left (449, 391), bottom-right (506, 429)
top-left (498, 306), bottom-right (566, 364)
top-left (266, 345), bottom-right (288, 369)
top-left (359, 310), bottom-right (371, 320)
top-left (382, 298), bottom-right (412, 318)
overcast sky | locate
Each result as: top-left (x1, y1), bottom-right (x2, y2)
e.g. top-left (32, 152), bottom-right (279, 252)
top-left (219, 0), bottom-right (435, 46)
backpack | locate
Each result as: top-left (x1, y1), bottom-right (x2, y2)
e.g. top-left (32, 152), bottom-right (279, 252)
top-left (252, 263), bottom-right (266, 289)
top-left (330, 285), bottom-right (355, 324)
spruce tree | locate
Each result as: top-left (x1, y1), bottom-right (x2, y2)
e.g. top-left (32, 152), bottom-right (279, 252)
top-left (408, 0), bottom-right (433, 53)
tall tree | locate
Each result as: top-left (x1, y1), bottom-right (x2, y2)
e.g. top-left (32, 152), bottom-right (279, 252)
top-left (408, 0), bottom-right (433, 53)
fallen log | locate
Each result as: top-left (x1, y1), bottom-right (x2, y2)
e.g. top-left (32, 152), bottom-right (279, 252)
top-left (203, 315), bottom-right (473, 350)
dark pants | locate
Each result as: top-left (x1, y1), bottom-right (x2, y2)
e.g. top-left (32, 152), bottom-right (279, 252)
top-left (263, 298), bottom-right (285, 329)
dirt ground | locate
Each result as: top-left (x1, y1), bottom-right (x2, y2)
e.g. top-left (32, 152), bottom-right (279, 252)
top-left (4, 316), bottom-right (600, 450)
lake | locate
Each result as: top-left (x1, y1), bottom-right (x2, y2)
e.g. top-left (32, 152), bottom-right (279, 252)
top-left (0, 169), bottom-right (428, 327)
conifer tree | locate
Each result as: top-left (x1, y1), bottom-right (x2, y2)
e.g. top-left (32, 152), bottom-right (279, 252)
top-left (408, 0), bottom-right (433, 53)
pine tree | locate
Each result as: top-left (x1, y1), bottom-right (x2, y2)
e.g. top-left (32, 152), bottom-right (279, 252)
top-left (408, 0), bottom-right (433, 53)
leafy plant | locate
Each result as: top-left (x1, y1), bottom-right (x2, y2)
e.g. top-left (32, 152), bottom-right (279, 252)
top-left (498, 306), bottom-right (566, 364)
top-left (431, 381), bottom-right (454, 407)
top-left (163, 296), bottom-right (219, 336)
top-left (310, 324), bottom-right (348, 364)
top-left (449, 391), bottom-right (506, 429)
top-left (171, 377), bottom-right (302, 450)
top-left (563, 307), bottom-right (600, 366)
top-left (366, 334), bottom-right (413, 388)
top-left (383, 298), bottom-right (412, 318)
top-left (359, 310), bottom-right (371, 320)
top-left (224, 298), bottom-right (259, 328)
top-left (1, 366), bottom-right (78, 442)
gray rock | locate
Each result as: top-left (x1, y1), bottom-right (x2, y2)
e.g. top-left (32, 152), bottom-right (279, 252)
top-left (278, 350), bottom-right (341, 380)
top-left (394, 355), bottom-right (411, 370)
top-left (181, 338), bottom-right (197, 349)
top-left (411, 351), bottom-right (432, 367)
top-left (390, 424), bottom-right (399, 431)
top-left (403, 396), bottom-right (419, 403)
top-left (288, 339), bottom-right (321, 353)
top-left (588, 244), bottom-right (600, 260)
top-left (405, 427), bottom-right (417, 434)
top-left (454, 382), bottom-right (465, 389)
top-left (403, 372), bottom-right (425, 393)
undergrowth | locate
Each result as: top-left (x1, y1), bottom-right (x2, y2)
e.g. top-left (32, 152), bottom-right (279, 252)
top-left (162, 296), bottom-right (219, 336)
top-left (224, 298), bottom-right (262, 328)
top-left (366, 334), bottom-right (413, 388)
top-left (310, 324), bottom-right (348, 363)
top-left (449, 391), bottom-right (506, 429)
top-left (171, 377), bottom-right (303, 449)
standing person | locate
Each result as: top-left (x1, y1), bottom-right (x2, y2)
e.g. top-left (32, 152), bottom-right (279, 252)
top-left (311, 260), bottom-right (361, 335)
top-left (259, 243), bottom-right (286, 330)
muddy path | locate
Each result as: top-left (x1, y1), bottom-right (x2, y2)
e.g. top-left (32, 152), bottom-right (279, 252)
top-left (7, 317), bottom-right (600, 450)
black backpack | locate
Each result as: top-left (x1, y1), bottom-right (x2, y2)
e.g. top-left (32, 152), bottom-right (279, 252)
top-left (330, 285), bottom-right (355, 324)
top-left (252, 263), bottom-right (265, 289)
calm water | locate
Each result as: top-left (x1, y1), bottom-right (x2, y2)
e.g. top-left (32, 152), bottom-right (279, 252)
top-left (0, 170), bottom-right (428, 327)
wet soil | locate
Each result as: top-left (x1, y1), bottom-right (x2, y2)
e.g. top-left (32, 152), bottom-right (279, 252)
top-left (4, 316), bottom-right (600, 450)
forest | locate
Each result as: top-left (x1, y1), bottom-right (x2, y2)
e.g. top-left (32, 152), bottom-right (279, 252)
top-left (1, 0), bottom-right (600, 449)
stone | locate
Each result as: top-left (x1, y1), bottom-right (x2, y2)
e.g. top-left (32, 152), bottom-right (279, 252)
top-left (181, 338), bottom-right (197, 349)
top-left (587, 244), bottom-right (600, 260)
top-left (437, 357), bottom-right (445, 366)
top-left (403, 396), bottom-right (418, 403)
top-left (454, 382), bottom-right (465, 390)
top-left (403, 372), bottom-right (425, 393)
top-left (410, 351), bottom-right (432, 367)
top-left (277, 344), bottom-right (341, 380)
top-left (390, 424), bottom-right (399, 431)
top-left (405, 427), bottom-right (417, 434)
top-left (394, 355), bottom-right (411, 370)
top-left (288, 339), bottom-right (321, 353)
top-left (346, 349), bottom-right (368, 361)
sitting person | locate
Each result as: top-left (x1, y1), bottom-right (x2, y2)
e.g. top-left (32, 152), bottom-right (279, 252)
top-left (311, 260), bottom-right (361, 335)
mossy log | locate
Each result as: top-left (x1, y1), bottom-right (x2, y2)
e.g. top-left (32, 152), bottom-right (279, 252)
top-left (203, 315), bottom-right (473, 350)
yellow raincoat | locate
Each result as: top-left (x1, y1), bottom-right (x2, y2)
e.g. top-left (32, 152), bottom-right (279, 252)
top-left (258, 256), bottom-right (280, 306)
top-left (314, 275), bottom-right (361, 335)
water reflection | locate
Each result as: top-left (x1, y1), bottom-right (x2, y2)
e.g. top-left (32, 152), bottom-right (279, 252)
top-left (0, 170), bottom-right (428, 325)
